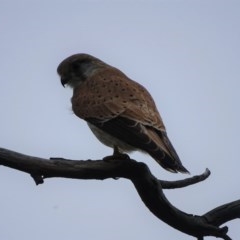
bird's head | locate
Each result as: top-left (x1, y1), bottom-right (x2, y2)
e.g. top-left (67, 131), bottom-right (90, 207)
top-left (57, 53), bottom-right (106, 88)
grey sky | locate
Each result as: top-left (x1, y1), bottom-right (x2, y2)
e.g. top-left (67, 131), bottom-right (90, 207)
top-left (0, 1), bottom-right (239, 239)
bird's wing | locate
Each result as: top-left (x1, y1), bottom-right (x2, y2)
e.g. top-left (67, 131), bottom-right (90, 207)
top-left (72, 68), bottom-right (165, 130)
top-left (72, 69), bottom-right (188, 173)
top-left (86, 116), bottom-right (188, 173)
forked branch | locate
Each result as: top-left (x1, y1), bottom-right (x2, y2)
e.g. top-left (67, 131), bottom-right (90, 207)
top-left (0, 147), bottom-right (239, 239)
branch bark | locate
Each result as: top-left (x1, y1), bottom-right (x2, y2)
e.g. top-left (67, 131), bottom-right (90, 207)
top-left (0, 147), bottom-right (239, 239)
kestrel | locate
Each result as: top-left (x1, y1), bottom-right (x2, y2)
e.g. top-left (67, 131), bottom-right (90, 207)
top-left (57, 54), bottom-right (189, 173)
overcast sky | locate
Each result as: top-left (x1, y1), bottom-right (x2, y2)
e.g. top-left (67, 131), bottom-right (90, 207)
top-left (0, 1), bottom-right (239, 239)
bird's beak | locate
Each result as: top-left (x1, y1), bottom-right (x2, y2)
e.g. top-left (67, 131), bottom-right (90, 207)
top-left (61, 77), bottom-right (68, 87)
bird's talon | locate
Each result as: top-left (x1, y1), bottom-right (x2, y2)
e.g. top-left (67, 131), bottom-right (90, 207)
top-left (103, 155), bottom-right (114, 162)
top-left (117, 153), bottom-right (130, 160)
top-left (103, 153), bottom-right (130, 162)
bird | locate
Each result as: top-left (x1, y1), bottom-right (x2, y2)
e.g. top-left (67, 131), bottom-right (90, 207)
top-left (57, 53), bottom-right (189, 173)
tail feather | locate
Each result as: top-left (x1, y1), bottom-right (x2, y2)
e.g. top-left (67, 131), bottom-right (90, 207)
top-left (149, 150), bottom-right (189, 173)
top-left (146, 129), bottom-right (189, 174)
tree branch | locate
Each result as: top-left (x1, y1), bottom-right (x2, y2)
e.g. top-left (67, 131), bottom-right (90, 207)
top-left (159, 168), bottom-right (211, 189)
top-left (0, 147), bottom-right (239, 239)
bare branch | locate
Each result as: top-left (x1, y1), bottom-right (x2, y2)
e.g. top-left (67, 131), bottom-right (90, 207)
top-left (0, 147), bottom-right (238, 239)
top-left (203, 200), bottom-right (240, 227)
top-left (160, 168), bottom-right (211, 189)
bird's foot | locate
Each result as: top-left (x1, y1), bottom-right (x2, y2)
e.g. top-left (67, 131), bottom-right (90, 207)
top-left (103, 146), bottom-right (130, 162)
top-left (103, 153), bottom-right (130, 162)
